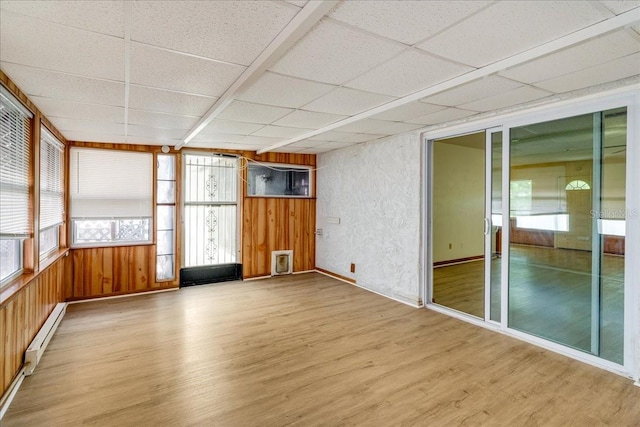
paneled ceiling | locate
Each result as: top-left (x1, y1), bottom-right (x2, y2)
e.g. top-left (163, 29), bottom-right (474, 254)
top-left (1, 0), bottom-right (638, 154)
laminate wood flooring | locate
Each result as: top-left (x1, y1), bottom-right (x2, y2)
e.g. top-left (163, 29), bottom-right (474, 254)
top-left (4, 273), bottom-right (639, 426)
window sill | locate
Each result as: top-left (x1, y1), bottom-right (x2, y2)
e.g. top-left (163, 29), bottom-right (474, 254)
top-left (0, 247), bottom-right (69, 307)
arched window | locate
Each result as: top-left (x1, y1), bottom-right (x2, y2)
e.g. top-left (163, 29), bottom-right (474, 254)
top-left (565, 180), bottom-right (591, 191)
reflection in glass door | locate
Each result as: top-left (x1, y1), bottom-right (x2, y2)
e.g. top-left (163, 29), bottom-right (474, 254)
top-left (508, 108), bottom-right (626, 364)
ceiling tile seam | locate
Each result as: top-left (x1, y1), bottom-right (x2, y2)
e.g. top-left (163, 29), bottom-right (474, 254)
top-left (176, 0), bottom-right (340, 149)
top-left (128, 82), bottom-right (219, 99)
top-left (47, 115), bottom-right (126, 125)
top-left (0, 61), bottom-right (127, 85)
top-left (0, 8), bottom-right (126, 39)
top-left (126, 107), bottom-right (202, 119)
top-left (408, 46), bottom-right (479, 70)
top-left (321, 16), bottom-right (413, 49)
top-left (257, 8), bottom-right (640, 154)
top-left (128, 40), bottom-right (249, 69)
top-left (123, 1), bottom-right (132, 139)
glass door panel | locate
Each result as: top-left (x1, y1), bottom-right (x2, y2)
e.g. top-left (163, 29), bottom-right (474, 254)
top-left (488, 131), bottom-right (502, 322)
top-left (432, 132), bottom-right (486, 318)
top-left (508, 108), bottom-right (626, 364)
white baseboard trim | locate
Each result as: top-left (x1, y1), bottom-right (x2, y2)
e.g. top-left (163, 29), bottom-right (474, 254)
top-left (314, 269), bottom-right (421, 308)
top-left (0, 368), bottom-right (25, 420)
top-left (67, 287), bottom-right (178, 304)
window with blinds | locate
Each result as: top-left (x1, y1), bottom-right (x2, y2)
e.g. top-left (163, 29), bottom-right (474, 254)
top-left (0, 86), bottom-right (33, 284)
top-left (40, 126), bottom-right (64, 258)
top-left (69, 147), bottom-right (153, 247)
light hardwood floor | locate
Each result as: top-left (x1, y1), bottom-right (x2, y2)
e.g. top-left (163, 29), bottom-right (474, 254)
top-left (4, 273), bottom-right (639, 426)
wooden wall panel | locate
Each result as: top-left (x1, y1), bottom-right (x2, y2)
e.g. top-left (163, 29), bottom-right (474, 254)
top-left (69, 245), bottom-right (177, 299)
top-left (242, 198), bottom-right (316, 278)
top-left (1, 256), bottom-right (66, 397)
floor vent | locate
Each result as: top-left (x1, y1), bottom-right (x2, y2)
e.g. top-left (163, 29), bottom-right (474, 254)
top-left (25, 302), bottom-right (67, 376)
top-left (271, 250), bottom-right (293, 276)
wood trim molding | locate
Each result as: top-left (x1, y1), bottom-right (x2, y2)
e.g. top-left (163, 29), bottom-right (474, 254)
top-left (315, 267), bottom-right (356, 284)
top-left (433, 255), bottom-right (484, 267)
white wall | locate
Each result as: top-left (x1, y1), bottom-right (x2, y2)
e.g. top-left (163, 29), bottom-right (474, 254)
top-left (316, 133), bottom-right (422, 306)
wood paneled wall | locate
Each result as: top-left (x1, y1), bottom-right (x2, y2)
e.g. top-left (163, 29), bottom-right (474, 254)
top-left (1, 254), bottom-right (70, 397)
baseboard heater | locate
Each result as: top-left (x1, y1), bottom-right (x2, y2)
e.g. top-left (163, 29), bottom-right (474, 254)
top-left (25, 302), bottom-right (67, 376)
top-left (180, 263), bottom-right (242, 287)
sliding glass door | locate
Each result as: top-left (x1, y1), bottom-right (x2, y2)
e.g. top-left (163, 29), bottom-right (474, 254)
top-left (508, 108), bottom-right (626, 364)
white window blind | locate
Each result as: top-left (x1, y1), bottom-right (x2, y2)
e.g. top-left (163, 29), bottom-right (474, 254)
top-left (40, 126), bottom-right (64, 230)
top-left (0, 86), bottom-right (33, 238)
top-left (70, 148), bottom-right (152, 219)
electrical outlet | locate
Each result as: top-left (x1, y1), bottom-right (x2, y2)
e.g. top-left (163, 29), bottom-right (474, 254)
top-left (350, 263), bottom-right (355, 273)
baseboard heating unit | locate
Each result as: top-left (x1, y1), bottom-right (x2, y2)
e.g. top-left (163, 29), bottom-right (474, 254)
top-left (0, 302), bottom-right (66, 420)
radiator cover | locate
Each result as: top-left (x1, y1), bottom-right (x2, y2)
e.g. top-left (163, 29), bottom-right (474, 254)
top-left (180, 263), bottom-right (242, 287)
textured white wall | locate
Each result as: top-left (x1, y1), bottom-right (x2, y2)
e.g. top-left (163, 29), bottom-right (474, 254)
top-left (316, 133), bottom-right (422, 306)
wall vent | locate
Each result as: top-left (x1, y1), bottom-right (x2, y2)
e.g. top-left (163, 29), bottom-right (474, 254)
top-left (271, 250), bottom-right (293, 276)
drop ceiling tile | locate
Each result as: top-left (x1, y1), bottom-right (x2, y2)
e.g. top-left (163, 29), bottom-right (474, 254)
top-left (0, 11), bottom-right (124, 80)
top-left (338, 133), bottom-right (387, 143)
top-left (329, 1), bottom-right (489, 45)
top-left (303, 87), bottom-right (396, 116)
top-left (201, 119), bottom-right (265, 135)
top-left (307, 130), bottom-right (356, 141)
top-left (128, 85), bottom-right (216, 116)
top-left (271, 20), bottom-right (405, 85)
top-left (1, 63), bottom-right (125, 106)
top-left (189, 141), bottom-right (260, 151)
top-left (30, 96), bottom-right (124, 123)
top-left (458, 86), bottom-right (552, 112)
top-left (127, 110), bottom-right (199, 130)
top-left (313, 141), bottom-right (359, 151)
top-left (367, 121), bottom-right (424, 135)
top-left (126, 136), bottom-right (180, 146)
top-left (272, 110), bottom-right (347, 129)
top-left (235, 135), bottom-right (284, 146)
top-left (345, 50), bottom-right (472, 97)
top-left (418, 1), bottom-right (613, 67)
top-left (188, 133), bottom-right (246, 144)
top-left (370, 101), bottom-right (446, 122)
top-left (51, 117), bottom-right (125, 134)
top-left (421, 76), bottom-right (524, 107)
top-left (534, 52), bottom-right (640, 93)
top-left (499, 30), bottom-right (640, 84)
top-left (286, 139), bottom-right (326, 149)
top-left (286, 0), bottom-right (308, 7)
top-left (127, 125), bottom-right (189, 140)
top-left (269, 146), bottom-right (306, 153)
top-left (130, 44), bottom-right (245, 97)
top-left (599, 1), bottom-right (640, 14)
top-left (406, 108), bottom-right (478, 125)
top-left (333, 118), bottom-right (390, 133)
top-left (236, 72), bottom-right (336, 108)
top-left (131, 1), bottom-right (297, 65)
top-left (62, 131), bottom-right (126, 143)
top-left (252, 125), bottom-right (314, 139)
top-left (0, 1), bottom-right (124, 37)
top-left (216, 101), bottom-right (294, 124)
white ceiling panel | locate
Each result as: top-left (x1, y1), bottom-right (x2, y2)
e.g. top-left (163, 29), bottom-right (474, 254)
top-left (235, 135), bottom-right (285, 146)
top-left (131, 1), bottom-right (297, 66)
top-left (459, 86), bottom-right (552, 112)
top-left (345, 50), bottom-right (472, 97)
top-left (1, 63), bottom-right (125, 106)
top-left (370, 101), bottom-right (445, 122)
top-left (419, 1), bottom-right (613, 67)
top-left (599, 1), bottom-right (640, 14)
top-left (285, 138), bottom-right (326, 149)
top-left (51, 117), bottom-right (125, 135)
top-left (534, 52), bottom-right (640, 93)
top-left (127, 110), bottom-right (199, 130)
top-left (338, 133), bottom-right (386, 143)
top-left (272, 110), bottom-right (347, 129)
top-left (286, 1), bottom-right (308, 7)
top-left (269, 146), bottom-right (306, 153)
top-left (236, 72), bottom-right (336, 108)
top-left (270, 19), bottom-right (405, 85)
top-left (333, 118), bottom-right (390, 133)
top-left (500, 30), bottom-right (640, 84)
top-left (251, 125), bottom-right (314, 139)
top-left (125, 136), bottom-right (181, 146)
top-left (127, 124), bottom-right (189, 140)
top-left (368, 121), bottom-right (424, 135)
top-left (0, 1), bottom-right (124, 37)
top-left (406, 108), bottom-right (479, 125)
top-left (130, 44), bottom-right (245, 97)
top-left (307, 130), bottom-right (356, 141)
top-left (306, 141), bottom-right (358, 152)
top-left (188, 133), bottom-right (246, 144)
top-left (329, 1), bottom-right (489, 45)
top-left (200, 118), bottom-right (265, 135)
top-left (303, 87), bottom-right (396, 116)
top-left (0, 11), bottom-right (124, 81)
top-left (187, 140), bottom-right (260, 150)
top-left (63, 131), bottom-right (126, 143)
top-left (421, 76), bottom-right (524, 107)
top-left (128, 85), bottom-right (216, 117)
top-left (30, 96), bottom-right (124, 123)
top-left (216, 101), bottom-right (294, 124)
